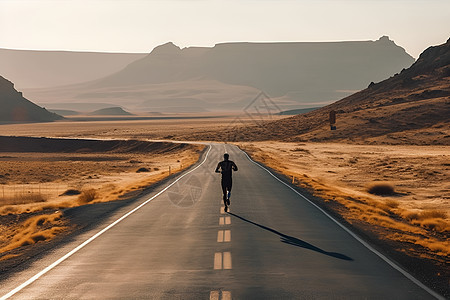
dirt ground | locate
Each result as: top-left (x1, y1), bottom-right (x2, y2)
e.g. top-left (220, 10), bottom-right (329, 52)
top-left (0, 118), bottom-right (448, 294)
top-left (239, 141), bottom-right (450, 296)
top-left (0, 115), bottom-right (281, 141)
top-left (239, 141), bottom-right (449, 258)
top-left (0, 137), bottom-right (203, 258)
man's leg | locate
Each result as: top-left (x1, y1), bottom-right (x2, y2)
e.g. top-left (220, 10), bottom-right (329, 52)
top-left (226, 181), bottom-right (232, 205)
top-left (221, 181), bottom-right (228, 207)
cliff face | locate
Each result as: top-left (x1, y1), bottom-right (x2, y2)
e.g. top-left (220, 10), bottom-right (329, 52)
top-left (193, 38), bottom-right (449, 145)
top-left (0, 76), bottom-right (63, 122)
top-left (21, 37), bottom-right (416, 112)
top-left (96, 37), bottom-right (415, 98)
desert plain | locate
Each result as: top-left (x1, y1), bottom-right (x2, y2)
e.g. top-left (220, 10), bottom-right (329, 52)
top-left (0, 113), bottom-right (448, 294)
top-left (0, 125), bottom-right (204, 261)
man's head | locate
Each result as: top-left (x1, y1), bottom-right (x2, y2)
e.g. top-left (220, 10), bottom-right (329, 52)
top-left (224, 153), bottom-right (229, 161)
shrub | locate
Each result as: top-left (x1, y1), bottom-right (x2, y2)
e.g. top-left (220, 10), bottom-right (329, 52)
top-left (367, 182), bottom-right (396, 196)
top-left (60, 189), bottom-right (81, 196)
top-left (78, 189), bottom-right (97, 204)
top-left (136, 167), bottom-right (150, 173)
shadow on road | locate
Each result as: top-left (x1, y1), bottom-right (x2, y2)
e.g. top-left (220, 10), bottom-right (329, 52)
top-left (228, 212), bottom-right (353, 261)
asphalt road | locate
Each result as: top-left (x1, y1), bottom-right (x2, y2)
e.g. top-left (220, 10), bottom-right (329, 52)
top-left (0, 144), bottom-right (441, 299)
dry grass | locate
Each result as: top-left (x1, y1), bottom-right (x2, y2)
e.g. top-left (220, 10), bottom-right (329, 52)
top-left (0, 212), bottom-right (68, 254)
top-left (0, 139), bottom-right (204, 257)
top-left (417, 210), bottom-right (447, 220)
top-left (0, 116), bottom-right (263, 141)
top-left (0, 192), bottom-right (47, 206)
top-left (77, 189), bottom-right (97, 204)
top-left (240, 141), bottom-right (450, 260)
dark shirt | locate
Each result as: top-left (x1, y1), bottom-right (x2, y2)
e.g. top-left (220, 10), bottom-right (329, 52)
top-left (215, 160), bottom-right (238, 179)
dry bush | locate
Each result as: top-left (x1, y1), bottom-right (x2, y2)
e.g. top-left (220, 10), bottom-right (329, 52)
top-left (385, 199), bottom-right (400, 208)
top-left (376, 199), bottom-right (400, 214)
top-left (418, 219), bottom-right (449, 232)
top-left (418, 210), bottom-right (447, 220)
top-left (77, 189), bottom-right (97, 204)
top-left (401, 209), bottom-right (449, 232)
top-left (402, 210), bottom-right (420, 221)
top-left (60, 189), bottom-right (81, 196)
top-left (136, 167), bottom-right (150, 173)
top-left (367, 182), bottom-right (396, 196)
top-left (403, 209), bottom-right (447, 221)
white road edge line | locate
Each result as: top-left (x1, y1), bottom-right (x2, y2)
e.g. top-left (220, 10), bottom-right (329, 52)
top-left (0, 144), bottom-right (212, 300)
top-left (241, 149), bottom-right (444, 300)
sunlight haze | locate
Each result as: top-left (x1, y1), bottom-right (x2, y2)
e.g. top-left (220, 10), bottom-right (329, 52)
top-left (0, 0), bottom-right (449, 58)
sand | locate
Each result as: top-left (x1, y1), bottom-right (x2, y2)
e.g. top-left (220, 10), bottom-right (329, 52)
top-left (0, 137), bottom-right (204, 257)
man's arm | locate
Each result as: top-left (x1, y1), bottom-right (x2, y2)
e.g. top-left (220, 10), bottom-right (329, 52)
top-left (215, 162), bottom-right (221, 173)
top-left (232, 161), bottom-right (238, 171)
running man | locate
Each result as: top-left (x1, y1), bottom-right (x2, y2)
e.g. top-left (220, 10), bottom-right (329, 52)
top-left (215, 153), bottom-right (238, 212)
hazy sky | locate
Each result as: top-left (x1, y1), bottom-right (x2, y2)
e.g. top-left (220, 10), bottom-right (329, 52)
top-left (0, 0), bottom-right (449, 58)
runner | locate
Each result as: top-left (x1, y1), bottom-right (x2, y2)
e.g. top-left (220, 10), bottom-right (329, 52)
top-left (215, 153), bottom-right (238, 212)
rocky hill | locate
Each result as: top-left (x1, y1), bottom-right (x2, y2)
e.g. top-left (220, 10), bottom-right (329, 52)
top-left (0, 76), bottom-right (63, 123)
top-left (187, 38), bottom-right (450, 145)
top-left (23, 37), bottom-right (414, 113)
top-left (94, 36), bottom-right (414, 97)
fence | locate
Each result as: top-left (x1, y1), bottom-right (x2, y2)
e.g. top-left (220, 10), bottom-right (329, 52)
top-left (0, 183), bottom-right (68, 206)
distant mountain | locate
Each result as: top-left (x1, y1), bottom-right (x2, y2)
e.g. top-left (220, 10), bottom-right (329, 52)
top-left (0, 48), bottom-right (146, 89)
top-left (278, 107), bottom-right (320, 115)
top-left (96, 36), bottom-right (414, 97)
top-left (203, 38), bottom-right (449, 145)
top-left (0, 76), bottom-right (63, 123)
top-left (24, 37), bottom-right (414, 113)
top-left (41, 102), bottom-right (123, 112)
top-left (48, 109), bottom-right (80, 116)
top-left (88, 107), bottom-right (134, 116)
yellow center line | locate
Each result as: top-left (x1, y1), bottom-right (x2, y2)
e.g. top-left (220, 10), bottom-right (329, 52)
top-left (217, 230), bottom-right (224, 243)
top-left (210, 291), bottom-right (220, 300)
top-left (219, 216), bottom-right (231, 225)
top-left (214, 252), bottom-right (223, 270)
top-left (224, 230), bottom-right (231, 242)
top-left (217, 230), bottom-right (231, 243)
top-left (223, 252), bottom-right (232, 269)
top-left (220, 206), bottom-right (230, 213)
top-left (214, 252), bottom-right (232, 270)
top-left (222, 291), bottom-right (232, 300)
top-left (210, 291), bottom-right (231, 300)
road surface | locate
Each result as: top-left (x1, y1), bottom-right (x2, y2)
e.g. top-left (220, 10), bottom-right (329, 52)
top-left (0, 144), bottom-right (441, 299)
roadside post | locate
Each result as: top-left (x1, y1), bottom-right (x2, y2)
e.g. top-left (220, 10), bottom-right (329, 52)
top-left (329, 110), bottom-right (337, 130)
